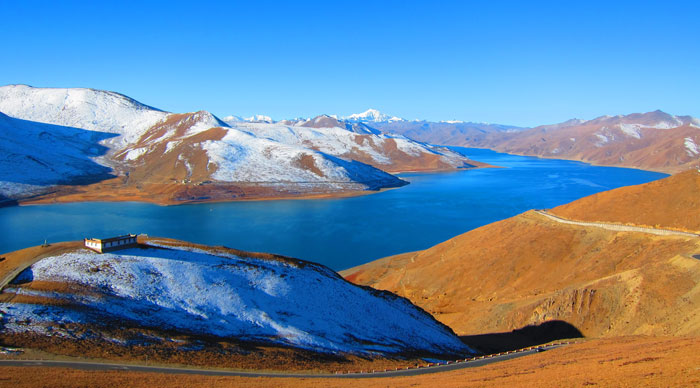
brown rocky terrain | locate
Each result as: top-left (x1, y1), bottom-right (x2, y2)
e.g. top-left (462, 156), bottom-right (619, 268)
top-left (342, 171), bottom-right (700, 338)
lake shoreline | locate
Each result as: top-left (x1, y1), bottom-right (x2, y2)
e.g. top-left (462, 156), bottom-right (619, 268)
top-left (0, 148), bottom-right (668, 270)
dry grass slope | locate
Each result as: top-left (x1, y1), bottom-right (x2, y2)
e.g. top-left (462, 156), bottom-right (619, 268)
top-left (342, 171), bottom-right (700, 338)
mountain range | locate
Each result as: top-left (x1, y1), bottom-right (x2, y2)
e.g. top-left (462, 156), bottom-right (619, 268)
top-left (1, 84), bottom-right (698, 207)
top-left (353, 109), bottom-right (698, 173)
top-left (0, 85), bottom-right (483, 205)
top-left (276, 107), bottom-right (699, 174)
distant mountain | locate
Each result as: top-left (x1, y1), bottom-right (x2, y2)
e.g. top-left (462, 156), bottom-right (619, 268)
top-left (370, 120), bottom-right (526, 146)
top-left (222, 114), bottom-right (274, 124)
top-left (344, 108), bottom-right (405, 123)
top-left (336, 108), bottom-right (525, 146)
top-left (0, 238), bottom-right (474, 366)
top-left (453, 110), bottom-right (700, 173)
top-left (0, 85), bottom-right (406, 204)
top-left (343, 170), bottom-right (700, 339)
top-left (232, 114), bottom-right (488, 173)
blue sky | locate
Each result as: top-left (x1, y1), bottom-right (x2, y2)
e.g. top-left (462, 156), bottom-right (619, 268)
top-left (2, 0), bottom-right (698, 126)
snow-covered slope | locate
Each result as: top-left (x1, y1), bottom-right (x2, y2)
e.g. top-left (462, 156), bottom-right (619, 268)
top-left (0, 85), bottom-right (169, 148)
top-left (233, 115), bottom-right (480, 172)
top-left (0, 112), bottom-right (115, 197)
top-left (0, 243), bottom-right (473, 356)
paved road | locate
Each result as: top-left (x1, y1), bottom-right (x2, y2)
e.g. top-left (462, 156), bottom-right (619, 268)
top-left (535, 211), bottom-right (699, 238)
top-left (0, 344), bottom-right (568, 379)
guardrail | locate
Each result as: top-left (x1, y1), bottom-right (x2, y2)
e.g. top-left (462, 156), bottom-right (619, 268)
top-left (334, 341), bottom-right (577, 375)
top-left (1, 341), bottom-right (578, 377)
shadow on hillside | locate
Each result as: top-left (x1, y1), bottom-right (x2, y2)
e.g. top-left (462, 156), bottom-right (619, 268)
top-left (460, 320), bottom-right (584, 354)
top-left (0, 115), bottom-right (118, 187)
top-left (0, 194), bottom-right (18, 208)
top-left (693, 254), bottom-right (700, 260)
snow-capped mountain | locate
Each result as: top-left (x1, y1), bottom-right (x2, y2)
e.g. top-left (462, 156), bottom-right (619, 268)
top-left (221, 114), bottom-right (244, 123)
top-left (344, 109), bottom-right (405, 123)
top-left (0, 85), bottom-right (406, 203)
top-left (222, 114), bottom-right (274, 125)
top-left (0, 240), bottom-right (474, 357)
top-left (232, 115), bottom-right (484, 173)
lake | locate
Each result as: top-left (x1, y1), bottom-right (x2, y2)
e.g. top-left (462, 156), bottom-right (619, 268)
top-left (0, 148), bottom-right (667, 270)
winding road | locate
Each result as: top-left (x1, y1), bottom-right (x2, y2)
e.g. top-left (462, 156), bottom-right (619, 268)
top-left (0, 343), bottom-right (569, 378)
top-left (534, 211), bottom-right (699, 238)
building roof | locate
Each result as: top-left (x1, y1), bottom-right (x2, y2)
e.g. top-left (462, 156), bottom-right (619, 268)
top-left (85, 234), bottom-right (137, 243)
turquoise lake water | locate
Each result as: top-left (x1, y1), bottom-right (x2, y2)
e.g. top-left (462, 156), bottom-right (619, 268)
top-left (0, 148), bottom-right (667, 270)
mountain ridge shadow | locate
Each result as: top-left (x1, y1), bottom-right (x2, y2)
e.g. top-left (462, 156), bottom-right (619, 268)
top-left (460, 320), bottom-right (584, 354)
top-left (0, 113), bottom-right (118, 188)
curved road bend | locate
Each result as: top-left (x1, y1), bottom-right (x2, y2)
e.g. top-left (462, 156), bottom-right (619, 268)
top-left (535, 211), bottom-right (699, 238)
top-left (0, 344), bottom-right (568, 379)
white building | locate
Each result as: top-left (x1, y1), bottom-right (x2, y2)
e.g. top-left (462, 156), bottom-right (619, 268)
top-left (84, 234), bottom-right (138, 253)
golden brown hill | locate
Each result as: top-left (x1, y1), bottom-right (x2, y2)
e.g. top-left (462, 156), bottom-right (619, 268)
top-left (342, 211), bottom-right (700, 338)
top-left (551, 169), bottom-right (700, 231)
top-left (342, 172), bottom-right (700, 339)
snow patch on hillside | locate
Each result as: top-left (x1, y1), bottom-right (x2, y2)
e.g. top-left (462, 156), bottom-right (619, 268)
top-left (684, 137), bottom-right (699, 156)
top-left (0, 246), bottom-right (472, 356)
top-left (617, 124), bottom-right (642, 139)
top-left (594, 133), bottom-right (610, 147)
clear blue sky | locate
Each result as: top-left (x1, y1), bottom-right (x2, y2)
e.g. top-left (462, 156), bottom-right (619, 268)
top-left (2, 0), bottom-right (698, 126)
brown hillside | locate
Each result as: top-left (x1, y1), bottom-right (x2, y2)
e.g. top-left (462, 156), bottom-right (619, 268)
top-left (552, 169), bottom-right (700, 231)
top-left (443, 111), bottom-right (700, 173)
top-left (342, 211), bottom-right (700, 338)
top-left (486, 123), bottom-right (699, 173)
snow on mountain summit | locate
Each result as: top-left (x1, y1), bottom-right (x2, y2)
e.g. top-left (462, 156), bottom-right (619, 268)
top-left (0, 85), bottom-right (169, 147)
top-left (345, 109), bottom-right (405, 123)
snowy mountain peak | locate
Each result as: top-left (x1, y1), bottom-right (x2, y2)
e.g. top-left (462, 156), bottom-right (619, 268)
top-left (188, 110), bottom-right (229, 129)
top-left (222, 115), bottom-right (243, 124)
top-left (245, 114), bottom-right (273, 123)
top-left (345, 109), bottom-right (404, 123)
